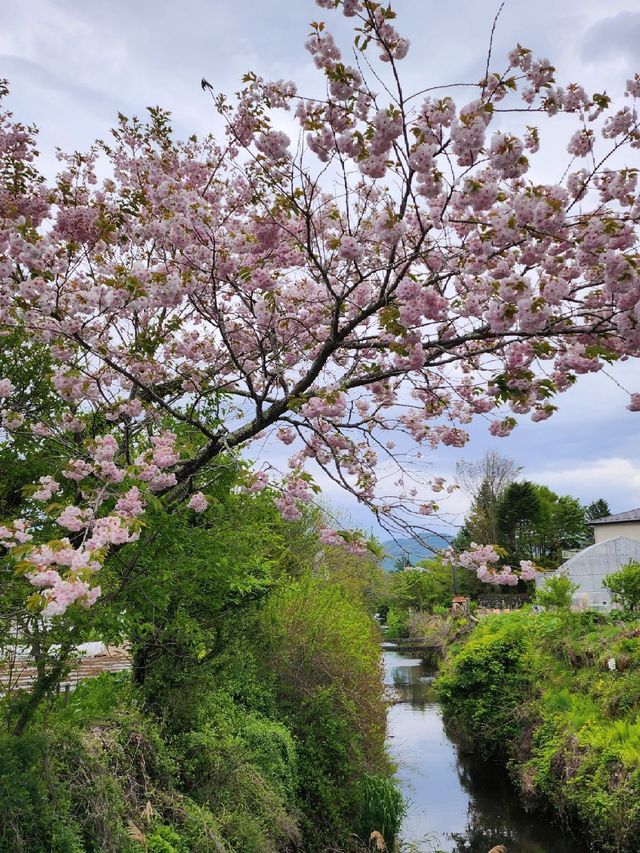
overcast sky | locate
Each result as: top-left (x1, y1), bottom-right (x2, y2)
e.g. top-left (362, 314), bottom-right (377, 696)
top-left (3, 0), bottom-right (640, 535)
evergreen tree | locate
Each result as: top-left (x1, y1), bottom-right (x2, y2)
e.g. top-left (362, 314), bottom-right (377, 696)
top-left (496, 481), bottom-right (543, 561)
top-left (585, 498), bottom-right (612, 521)
top-left (496, 482), bottom-right (592, 566)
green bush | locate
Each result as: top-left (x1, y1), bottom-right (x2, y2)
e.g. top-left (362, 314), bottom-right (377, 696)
top-left (1, 481), bottom-right (400, 853)
top-left (534, 574), bottom-right (578, 609)
top-left (0, 674), bottom-right (298, 853)
top-left (0, 708), bottom-right (159, 852)
top-left (385, 606), bottom-right (410, 638)
top-left (437, 613), bottom-right (534, 754)
top-left (0, 732), bottom-right (86, 853)
top-left (439, 610), bottom-right (640, 852)
top-left (0, 571), bottom-right (399, 853)
top-left (256, 577), bottom-right (392, 849)
top-left (604, 560), bottom-right (640, 611)
top-left (175, 690), bottom-right (300, 852)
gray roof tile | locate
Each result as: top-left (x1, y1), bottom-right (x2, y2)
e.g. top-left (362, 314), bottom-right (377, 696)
top-left (590, 508), bottom-right (640, 525)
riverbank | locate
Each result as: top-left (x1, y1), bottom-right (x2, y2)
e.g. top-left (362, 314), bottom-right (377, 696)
top-left (0, 577), bottom-right (402, 853)
top-left (437, 610), bottom-right (640, 852)
top-left (385, 649), bottom-right (583, 853)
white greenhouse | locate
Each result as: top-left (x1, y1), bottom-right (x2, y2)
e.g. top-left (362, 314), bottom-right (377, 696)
top-left (537, 536), bottom-right (640, 611)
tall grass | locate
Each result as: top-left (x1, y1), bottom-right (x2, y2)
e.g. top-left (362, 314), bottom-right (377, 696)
top-left (356, 773), bottom-right (405, 851)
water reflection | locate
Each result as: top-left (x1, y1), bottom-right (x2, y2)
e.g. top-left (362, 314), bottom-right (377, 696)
top-left (389, 658), bottom-right (434, 710)
top-left (384, 650), bottom-right (583, 853)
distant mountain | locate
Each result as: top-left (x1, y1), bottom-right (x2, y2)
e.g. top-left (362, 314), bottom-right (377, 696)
top-left (380, 534), bottom-right (453, 572)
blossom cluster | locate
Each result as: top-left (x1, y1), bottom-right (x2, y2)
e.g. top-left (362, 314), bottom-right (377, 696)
top-left (445, 544), bottom-right (542, 586)
top-left (0, 0), bottom-right (639, 620)
top-left (134, 431), bottom-right (180, 492)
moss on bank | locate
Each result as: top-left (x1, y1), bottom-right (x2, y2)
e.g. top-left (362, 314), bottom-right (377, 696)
top-left (437, 610), bottom-right (640, 853)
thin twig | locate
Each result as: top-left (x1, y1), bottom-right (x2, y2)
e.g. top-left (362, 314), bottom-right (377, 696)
top-left (482, 1), bottom-right (507, 98)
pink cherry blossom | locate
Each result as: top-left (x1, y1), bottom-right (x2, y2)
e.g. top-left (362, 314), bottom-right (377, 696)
top-left (62, 460), bottom-right (94, 482)
top-left (338, 236), bottom-right (363, 262)
top-left (626, 74), bottom-right (640, 98)
top-left (187, 492), bottom-right (208, 512)
top-left (31, 476), bottom-right (60, 502)
top-left (2, 410), bottom-right (24, 430)
top-left (244, 472), bottom-right (269, 493)
top-left (567, 129), bottom-right (595, 157)
top-left (57, 506), bottom-right (93, 532)
top-left (115, 487), bottom-right (146, 517)
top-left (0, 377), bottom-right (15, 397)
top-left (519, 560), bottom-right (542, 581)
top-left (446, 545), bottom-right (542, 586)
top-left (0, 3), bottom-right (638, 618)
top-left (86, 515), bottom-right (139, 549)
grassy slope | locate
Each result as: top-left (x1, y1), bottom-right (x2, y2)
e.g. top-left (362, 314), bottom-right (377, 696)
top-left (437, 610), bottom-right (640, 853)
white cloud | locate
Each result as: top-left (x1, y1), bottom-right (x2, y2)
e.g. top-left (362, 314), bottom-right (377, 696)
top-left (528, 458), bottom-right (640, 511)
top-left (581, 11), bottom-right (640, 65)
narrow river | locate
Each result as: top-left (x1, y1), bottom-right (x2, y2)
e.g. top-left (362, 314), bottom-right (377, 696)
top-left (384, 649), bottom-right (584, 853)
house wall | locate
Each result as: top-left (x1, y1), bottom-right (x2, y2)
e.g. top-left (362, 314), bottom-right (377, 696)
top-left (594, 522), bottom-right (640, 543)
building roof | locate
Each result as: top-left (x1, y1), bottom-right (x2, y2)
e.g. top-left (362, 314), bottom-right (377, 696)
top-left (589, 507), bottom-right (640, 525)
top-left (559, 536), bottom-right (640, 577)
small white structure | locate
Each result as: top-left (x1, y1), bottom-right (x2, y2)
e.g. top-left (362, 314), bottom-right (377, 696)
top-left (590, 508), bottom-right (640, 544)
top-left (537, 536), bottom-right (640, 611)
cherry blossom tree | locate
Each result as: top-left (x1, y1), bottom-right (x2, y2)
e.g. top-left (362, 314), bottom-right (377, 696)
top-left (1, 0), bottom-right (640, 615)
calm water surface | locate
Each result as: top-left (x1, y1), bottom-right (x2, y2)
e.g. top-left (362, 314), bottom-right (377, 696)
top-left (384, 649), bottom-right (584, 853)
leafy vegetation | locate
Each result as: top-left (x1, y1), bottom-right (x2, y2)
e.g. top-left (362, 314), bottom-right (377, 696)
top-left (604, 561), bottom-right (640, 612)
top-left (0, 0), bottom-right (638, 847)
top-left (437, 614), bottom-right (532, 748)
top-left (534, 574), bottom-right (578, 609)
top-left (495, 481), bottom-right (593, 567)
top-left (453, 452), bottom-right (608, 570)
top-left (255, 578), bottom-right (393, 848)
top-left (438, 610), bottom-right (640, 852)
top-left (1, 476), bottom-right (403, 852)
top-left (382, 559), bottom-right (481, 640)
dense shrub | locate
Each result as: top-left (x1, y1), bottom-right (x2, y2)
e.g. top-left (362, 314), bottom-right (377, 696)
top-left (437, 613), bottom-right (534, 754)
top-left (255, 578), bottom-right (398, 849)
top-left (355, 773), bottom-right (405, 849)
top-left (0, 570), bottom-right (398, 853)
top-left (384, 605), bottom-right (410, 639)
top-left (0, 732), bottom-right (87, 853)
top-left (604, 560), bottom-right (640, 611)
top-left (174, 689), bottom-right (300, 852)
top-left (1, 468), bottom-right (399, 852)
top-left (0, 676), bottom-right (179, 853)
top-left (438, 611), bottom-right (640, 852)
top-left (0, 674), bottom-right (298, 853)
top-left (534, 574), bottom-right (578, 609)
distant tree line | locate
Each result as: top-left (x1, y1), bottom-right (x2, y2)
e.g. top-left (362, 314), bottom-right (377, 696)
top-left (453, 451), bottom-right (611, 569)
